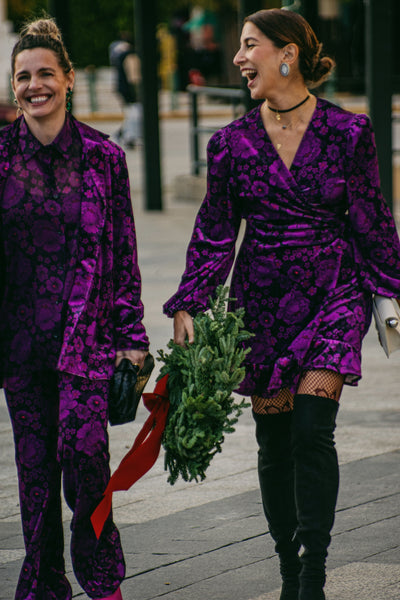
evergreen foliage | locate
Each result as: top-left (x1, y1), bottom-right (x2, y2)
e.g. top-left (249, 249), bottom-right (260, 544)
top-left (158, 286), bottom-right (253, 485)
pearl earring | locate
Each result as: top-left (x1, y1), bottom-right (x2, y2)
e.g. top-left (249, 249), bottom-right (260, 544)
top-left (279, 62), bottom-right (290, 77)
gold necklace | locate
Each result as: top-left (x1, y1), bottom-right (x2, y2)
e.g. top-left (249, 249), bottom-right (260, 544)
top-left (275, 119), bottom-right (298, 151)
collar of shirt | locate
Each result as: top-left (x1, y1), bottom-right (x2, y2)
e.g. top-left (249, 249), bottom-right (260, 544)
top-left (18, 113), bottom-right (79, 162)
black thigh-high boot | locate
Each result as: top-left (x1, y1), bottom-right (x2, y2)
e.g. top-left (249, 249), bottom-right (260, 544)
top-left (292, 394), bottom-right (339, 600)
top-left (253, 411), bottom-right (301, 600)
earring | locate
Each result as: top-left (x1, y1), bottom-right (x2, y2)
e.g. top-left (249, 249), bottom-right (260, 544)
top-left (279, 62), bottom-right (290, 77)
top-left (14, 98), bottom-right (23, 117)
top-left (66, 88), bottom-right (73, 112)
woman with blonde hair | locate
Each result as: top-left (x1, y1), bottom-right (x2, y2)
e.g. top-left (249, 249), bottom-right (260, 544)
top-left (1, 16), bottom-right (149, 600)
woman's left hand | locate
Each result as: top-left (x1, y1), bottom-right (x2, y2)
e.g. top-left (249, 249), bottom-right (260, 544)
top-left (115, 349), bottom-right (148, 369)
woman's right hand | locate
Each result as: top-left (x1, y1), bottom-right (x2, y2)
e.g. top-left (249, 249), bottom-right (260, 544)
top-left (173, 310), bottom-right (194, 347)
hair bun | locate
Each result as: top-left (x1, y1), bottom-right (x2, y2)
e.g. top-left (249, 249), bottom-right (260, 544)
top-left (20, 17), bottom-right (62, 43)
top-left (309, 55), bottom-right (335, 88)
top-left (12, 16), bottom-right (73, 77)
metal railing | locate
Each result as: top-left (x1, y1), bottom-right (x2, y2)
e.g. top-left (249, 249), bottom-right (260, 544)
top-left (187, 84), bottom-right (246, 176)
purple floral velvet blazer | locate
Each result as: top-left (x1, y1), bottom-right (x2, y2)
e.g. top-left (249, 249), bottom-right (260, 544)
top-left (0, 116), bottom-right (149, 382)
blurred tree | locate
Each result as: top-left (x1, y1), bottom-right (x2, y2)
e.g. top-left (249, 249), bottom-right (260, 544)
top-left (165, 0), bottom-right (237, 13)
top-left (7, 0), bottom-right (239, 68)
top-left (7, 0), bottom-right (134, 66)
top-left (68, 0), bottom-right (134, 66)
top-left (66, 0), bottom-right (239, 68)
top-left (7, 0), bottom-right (47, 31)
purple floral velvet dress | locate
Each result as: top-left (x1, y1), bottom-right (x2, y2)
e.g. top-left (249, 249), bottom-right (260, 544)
top-left (164, 98), bottom-right (400, 397)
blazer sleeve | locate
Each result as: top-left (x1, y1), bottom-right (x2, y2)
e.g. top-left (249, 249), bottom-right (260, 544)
top-left (345, 114), bottom-right (400, 296)
top-left (163, 128), bottom-right (242, 317)
top-left (111, 148), bottom-right (149, 350)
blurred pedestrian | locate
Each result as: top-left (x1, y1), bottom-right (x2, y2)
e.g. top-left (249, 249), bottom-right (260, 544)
top-left (109, 32), bottom-right (142, 149)
top-left (184, 5), bottom-right (222, 85)
top-left (164, 8), bottom-right (400, 600)
top-left (1, 16), bottom-right (149, 600)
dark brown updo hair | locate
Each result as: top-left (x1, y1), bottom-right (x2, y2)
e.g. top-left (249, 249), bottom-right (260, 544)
top-left (245, 9), bottom-right (335, 88)
top-left (11, 17), bottom-right (73, 77)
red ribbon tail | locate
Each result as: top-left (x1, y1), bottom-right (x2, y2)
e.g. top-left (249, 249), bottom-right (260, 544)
top-left (90, 374), bottom-right (169, 539)
top-left (91, 494), bottom-right (113, 540)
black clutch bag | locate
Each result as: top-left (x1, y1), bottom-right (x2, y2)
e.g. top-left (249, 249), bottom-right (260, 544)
top-left (109, 353), bottom-right (155, 426)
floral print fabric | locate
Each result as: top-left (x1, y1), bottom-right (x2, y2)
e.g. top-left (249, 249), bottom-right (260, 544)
top-left (5, 371), bottom-right (125, 600)
top-left (1, 116), bottom-right (82, 375)
top-left (0, 114), bottom-right (149, 381)
top-left (164, 98), bottom-right (400, 397)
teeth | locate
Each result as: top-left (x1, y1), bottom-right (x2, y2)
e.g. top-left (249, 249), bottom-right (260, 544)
top-left (30, 96), bottom-right (49, 104)
top-left (241, 69), bottom-right (257, 80)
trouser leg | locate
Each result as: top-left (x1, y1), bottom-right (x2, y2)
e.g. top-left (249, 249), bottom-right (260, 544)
top-left (4, 372), bottom-right (72, 600)
top-left (122, 103), bottom-right (142, 144)
top-left (58, 374), bottom-right (125, 599)
top-left (253, 411), bottom-right (301, 600)
top-left (292, 393), bottom-right (339, 600)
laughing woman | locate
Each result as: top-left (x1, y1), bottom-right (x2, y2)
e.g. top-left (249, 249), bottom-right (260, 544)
top-left (163, 8), bottom-right (400, 600)
top-left (0, 17), bottom-right (149, 600)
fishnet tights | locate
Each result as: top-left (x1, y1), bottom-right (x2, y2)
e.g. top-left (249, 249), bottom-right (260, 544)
top-left (252, 388), bottom-right (294, 414)
top-left (298, 369), bottom-right (344, 400)
top-left (251, 369), bottom-right (344, 414)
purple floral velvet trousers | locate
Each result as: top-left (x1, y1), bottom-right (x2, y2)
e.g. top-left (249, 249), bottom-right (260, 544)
top-left (4, 370), bottom-right (125, 600)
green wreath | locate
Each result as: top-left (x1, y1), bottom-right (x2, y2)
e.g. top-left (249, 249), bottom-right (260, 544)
top-left (157, 285), bottom-right (253, 485)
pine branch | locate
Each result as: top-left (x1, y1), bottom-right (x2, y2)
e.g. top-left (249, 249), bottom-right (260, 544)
top-left (157, 285), bottom-right (253, 485)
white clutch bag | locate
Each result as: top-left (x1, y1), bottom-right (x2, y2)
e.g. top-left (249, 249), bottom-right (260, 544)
top-left (372, 295), bottom-right (400, 357)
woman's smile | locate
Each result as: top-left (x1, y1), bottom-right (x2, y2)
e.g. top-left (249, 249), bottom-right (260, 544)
top-left (27, 94), bottom-right (52, 105)
top-left (12, 47), bottom-right (73, 126)
top-left (241, 68), bottom-right (258, 88)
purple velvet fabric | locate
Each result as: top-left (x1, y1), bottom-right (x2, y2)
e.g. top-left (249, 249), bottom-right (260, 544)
top-left (0, 116), bottom-right (82, 376)
top-left (0, 114), bottom-right (149, 382)
top-left (0, 114), bottom-right (148, 598)
top-left (164, 98), bottom-right (400, 396)
top-left (5, 372), bottom-right (125, 600)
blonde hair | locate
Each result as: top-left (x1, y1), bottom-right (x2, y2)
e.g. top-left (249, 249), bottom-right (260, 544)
top-left (11, 17), bottom-right (73, 77)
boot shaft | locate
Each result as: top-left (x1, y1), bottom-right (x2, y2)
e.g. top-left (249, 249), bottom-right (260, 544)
top-left (292, 394), bottom-right (340, 600)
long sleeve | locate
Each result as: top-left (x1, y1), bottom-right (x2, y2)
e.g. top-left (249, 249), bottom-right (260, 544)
top-left (345, 114), bottom-right (400, 296)
top-left (111, 149), bottom-right (149, 350)
top-left (163, 128), bottom-right (242, 317)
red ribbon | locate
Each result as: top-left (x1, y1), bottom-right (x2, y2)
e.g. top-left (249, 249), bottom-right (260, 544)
top-left (91, 374), bottom-right (170, 539)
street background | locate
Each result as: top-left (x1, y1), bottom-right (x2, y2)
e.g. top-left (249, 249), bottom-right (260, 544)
top-left (0, 79), bottom-right (399, 599)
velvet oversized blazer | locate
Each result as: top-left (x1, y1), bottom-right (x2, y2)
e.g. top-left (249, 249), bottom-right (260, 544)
top-left (0, 116), bottom-right (149, 382)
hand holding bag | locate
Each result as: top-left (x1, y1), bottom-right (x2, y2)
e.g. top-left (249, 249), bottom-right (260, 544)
top-left (372, 295), bottom-right (400, 358)
top-left (109, 353), bottom-right (155, 425)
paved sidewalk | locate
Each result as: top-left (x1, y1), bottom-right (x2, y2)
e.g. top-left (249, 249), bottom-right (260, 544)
top-left (1, 112), bottom-right (400, 599)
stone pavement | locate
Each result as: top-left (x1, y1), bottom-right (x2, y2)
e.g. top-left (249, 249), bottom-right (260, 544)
top-left (1, 108), bottom-right (400, 599)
